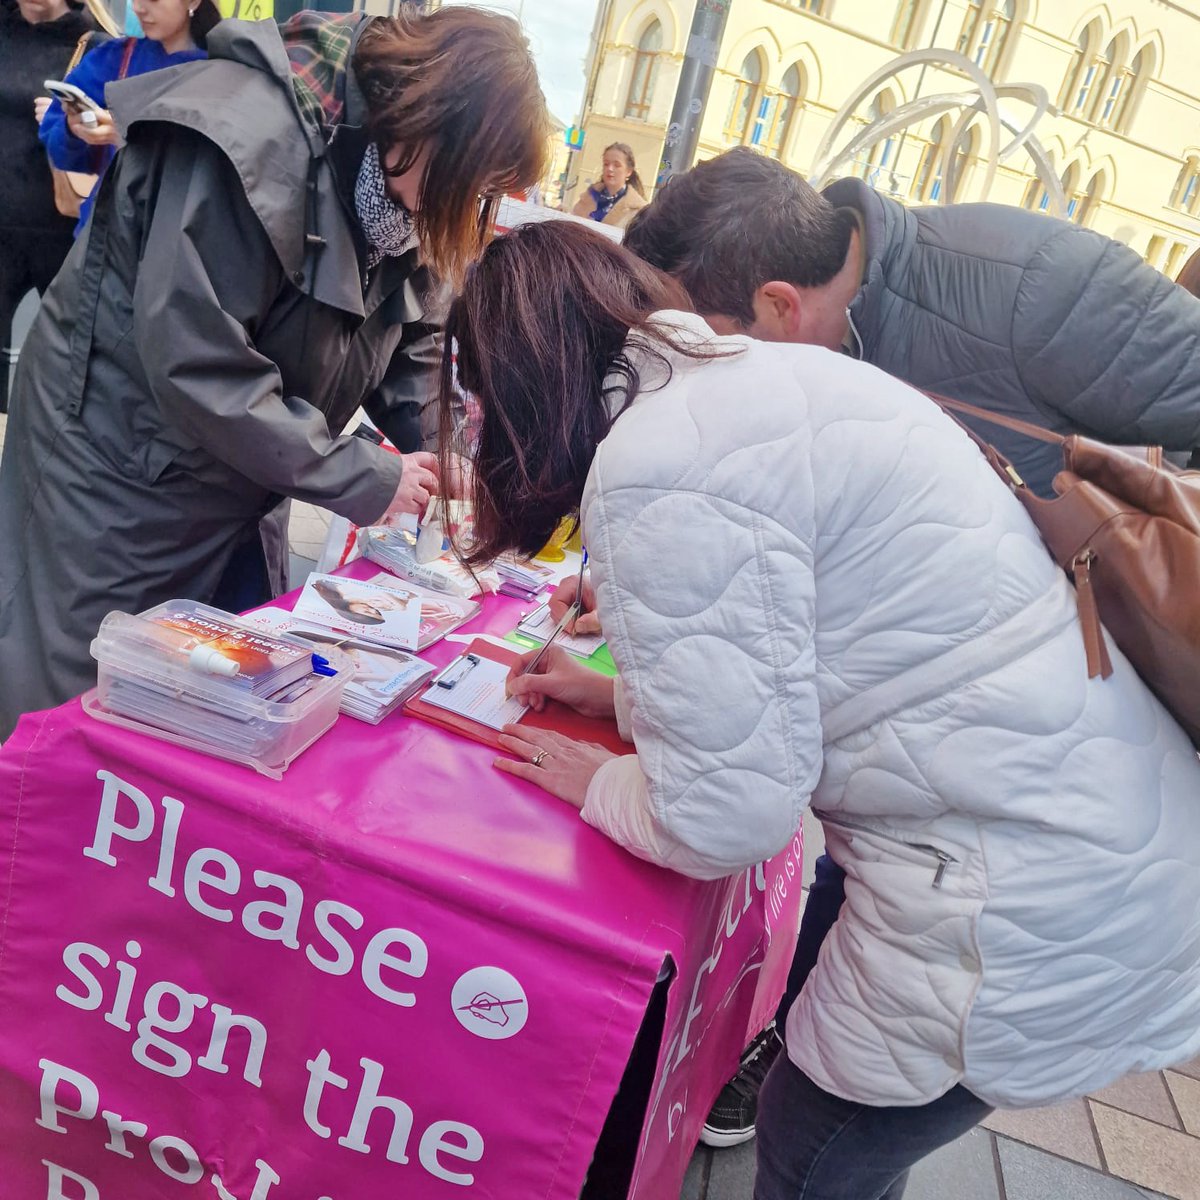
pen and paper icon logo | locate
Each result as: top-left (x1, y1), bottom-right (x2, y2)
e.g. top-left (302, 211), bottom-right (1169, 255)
top-left (451, 967), bottom-right (528, 1040)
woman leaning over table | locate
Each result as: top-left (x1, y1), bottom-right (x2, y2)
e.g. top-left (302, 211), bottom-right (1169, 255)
top-left (437, 220), bottom-right (1200, 1200)
top-left (0, 5), bottom-right (549, 739)
top-left (39, 0), bottom-right (217, 235)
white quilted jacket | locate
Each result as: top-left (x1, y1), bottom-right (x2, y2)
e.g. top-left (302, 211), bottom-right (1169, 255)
top-left (580, 312), bottom-right (1200, 1109)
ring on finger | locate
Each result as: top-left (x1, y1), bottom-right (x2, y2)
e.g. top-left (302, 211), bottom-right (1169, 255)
top-left (531, 749), bottom-right (549, 768)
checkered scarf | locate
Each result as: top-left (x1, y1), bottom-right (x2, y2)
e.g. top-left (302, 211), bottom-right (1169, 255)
top-left (281, 11), bottom-right (360, 133)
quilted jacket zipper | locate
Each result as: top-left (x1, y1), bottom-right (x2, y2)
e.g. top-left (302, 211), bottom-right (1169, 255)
top-left (812, 810), bottom-right (958, 889)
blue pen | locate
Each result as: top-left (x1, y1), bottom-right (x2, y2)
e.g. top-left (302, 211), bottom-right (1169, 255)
top-left (311, 653), bottom-right (338, 678)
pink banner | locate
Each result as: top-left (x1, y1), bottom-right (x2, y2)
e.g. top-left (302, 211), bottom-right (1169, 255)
top-left (0, 589), bottom-right (801, 1200)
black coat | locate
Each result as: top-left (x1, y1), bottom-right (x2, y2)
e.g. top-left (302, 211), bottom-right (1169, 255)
top-left (0, 0), bottom-right (97, 235)
top-left (0, 18), bottom-right (447, 735)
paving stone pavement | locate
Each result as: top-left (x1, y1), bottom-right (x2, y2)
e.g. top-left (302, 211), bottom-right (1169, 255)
top-left (682, 1119), bottom-right (1185, 1200)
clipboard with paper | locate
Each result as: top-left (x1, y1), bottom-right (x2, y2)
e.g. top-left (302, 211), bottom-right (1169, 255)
top-left (402, 638), bottom-right (628, 755)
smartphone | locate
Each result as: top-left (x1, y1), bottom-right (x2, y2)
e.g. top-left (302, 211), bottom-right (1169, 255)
top-left (43, 80), bottom-right (103, 114)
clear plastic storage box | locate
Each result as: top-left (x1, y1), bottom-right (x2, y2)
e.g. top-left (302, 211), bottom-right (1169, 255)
top-left (85, 599), bottom-right (353, 779)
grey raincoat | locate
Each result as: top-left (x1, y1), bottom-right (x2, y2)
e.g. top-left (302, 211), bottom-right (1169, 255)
top-left (826, 177), bottom-right (1200, 496)
top-left (0, 17), bottom-right (446, 738)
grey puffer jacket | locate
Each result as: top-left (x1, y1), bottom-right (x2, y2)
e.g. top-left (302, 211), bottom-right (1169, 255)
top-left (825, 177), bottom-right (1200, 496)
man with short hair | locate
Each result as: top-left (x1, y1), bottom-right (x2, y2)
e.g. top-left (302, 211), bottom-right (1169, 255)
top-left (622, 146), bottom-right (1200, 1149)
top-left (625, 146), bottom-right (1200, 499)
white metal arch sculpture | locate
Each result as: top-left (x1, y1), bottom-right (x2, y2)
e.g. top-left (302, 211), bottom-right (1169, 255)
top-left (809, 48), bottom-right (1066, 217)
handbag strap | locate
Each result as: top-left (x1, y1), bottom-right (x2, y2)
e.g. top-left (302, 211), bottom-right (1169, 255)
top-left (65, 32), bottom-right (94, 75)
top-left (117, 36), bottom-right (136, 80)
top-left (926, 393), bottom-right (1067, 447)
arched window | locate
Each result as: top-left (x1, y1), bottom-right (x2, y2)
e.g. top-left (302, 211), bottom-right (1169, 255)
top-left (725, 50), bottom-right (764, 145)
top-left (958, 1), bottom-right (1016, 75)
top-left (1061, 163), bottom-right (1085, 222)
top-left (946, 123), bottom-right (981, 200)
top-left (624, 20), bottom-right (663, 122)
top-left (1078, 170), bottom-right (1105, 225)
top-left (913, 117), bottom-right (949, 201)
top-left (855, 90), bottom-right (898, 185)
top-left (1023, 174), bottom-right (1052, 213)
top-left (1092, 34), bottom-right (1128, 126)
top-left (764, 64), bottom-right (804, 159)
top-left (1114, 45), bottom-right (1153, 132)
top-left (1064, 21), bottom-right (1104, 115)
top-left (891, 0), bottom-right (925, 48)
top-left (913, 117), bottom-right (976, 202)
top-left (1172, 156), bottom-right (1200, 215)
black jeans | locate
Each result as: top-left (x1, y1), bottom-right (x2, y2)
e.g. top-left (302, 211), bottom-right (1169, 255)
top-left (755, 1056), bottom-right (991, 1200)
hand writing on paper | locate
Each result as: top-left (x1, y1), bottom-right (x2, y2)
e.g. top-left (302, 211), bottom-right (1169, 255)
top-left (506, 645), bottom-right (615, 718)
top-left (548, 574), bottom-right (600, 636)
top-left (494, 726), bottom-right (616, 809)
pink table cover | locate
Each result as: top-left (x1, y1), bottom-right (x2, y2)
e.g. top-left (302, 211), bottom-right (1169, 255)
top-left (0, 573), bottom-right (803, 1200)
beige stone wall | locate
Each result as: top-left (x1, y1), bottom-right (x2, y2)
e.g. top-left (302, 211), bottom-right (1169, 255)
top-left (573, 0), bottom-right (1200, 270)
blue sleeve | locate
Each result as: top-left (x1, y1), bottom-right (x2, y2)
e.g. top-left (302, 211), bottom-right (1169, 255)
top-left (39, 38), bottom-right (122, 172)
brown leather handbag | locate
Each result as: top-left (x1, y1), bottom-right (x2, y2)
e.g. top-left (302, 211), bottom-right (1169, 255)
top-left (48, 35), bottom-right (133, 219)
top-left (932, 396), bottom-right (1200, 747)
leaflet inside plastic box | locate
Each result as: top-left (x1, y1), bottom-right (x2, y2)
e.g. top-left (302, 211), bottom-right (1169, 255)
top-left (85, 599), bottom-right (353, 778)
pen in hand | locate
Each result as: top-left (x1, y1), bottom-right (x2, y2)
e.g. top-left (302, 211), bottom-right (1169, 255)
top-left (520, 550), bottom-right (587, 678)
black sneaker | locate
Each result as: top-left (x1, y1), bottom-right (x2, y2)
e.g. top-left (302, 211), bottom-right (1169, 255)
top-left (699, 1025), bottom-right (783, 1148)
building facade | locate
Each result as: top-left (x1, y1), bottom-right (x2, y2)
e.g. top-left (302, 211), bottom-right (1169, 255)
top-left (572, 0), bottom-right (1200, 274)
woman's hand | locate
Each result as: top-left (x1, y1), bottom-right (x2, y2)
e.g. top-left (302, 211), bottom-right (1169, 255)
top-left (548, 575), bottom-right (601, 635)
top-left (34, 96), bottom-right (52, 125)
top-left (379, 451), bottom-right (439, 523)
top-left (494, 726), bottom-right (616, 809)
top-left (506, 644), bottom-right (615, 718)
top-left (66, 107), bottom-right (120, 147)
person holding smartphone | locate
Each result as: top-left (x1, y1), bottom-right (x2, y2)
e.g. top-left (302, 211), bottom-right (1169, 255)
top-left (0, 0), bottom-right (108, 404)
top-left (38, 0), bottom-right (216, 235)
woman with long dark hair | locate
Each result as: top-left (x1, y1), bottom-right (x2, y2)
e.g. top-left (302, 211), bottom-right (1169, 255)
top-left (0, 5), bottom-right (549, 737)
top-left (438, 220), bottom-right (1200, 1199)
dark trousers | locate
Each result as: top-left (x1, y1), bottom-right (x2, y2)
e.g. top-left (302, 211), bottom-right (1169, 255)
top-left (755, 1056), bottom-right (992, 1200)
top-left (758, 853), bottom-right (990, 1199)
top-left (0, 227), bottom-right (73, 408)
top-left (772, 852), bottom-right (847, 1029)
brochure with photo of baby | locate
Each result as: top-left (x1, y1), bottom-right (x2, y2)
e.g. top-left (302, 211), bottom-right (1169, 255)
top-left (292, 574), bottom-right (423, 651)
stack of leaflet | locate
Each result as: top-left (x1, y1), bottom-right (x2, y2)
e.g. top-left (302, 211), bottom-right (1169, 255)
top-left (86, 600), bottom-right (351, 778)
top-left (287, 571), bottom-right (480, 652)
top-left (515, 601), bottom-right (607, 660)
top-left (244, 608), bottom-right (435, 724)
top-left (494, 556), bottom-right (556, 601)
top-left (359, 526), bottom-right (500, 598)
